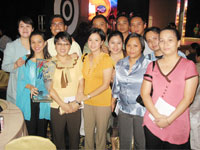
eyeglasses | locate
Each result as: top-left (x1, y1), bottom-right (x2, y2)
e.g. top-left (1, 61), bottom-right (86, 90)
top-left (56, 42), bottom-right (70, 47)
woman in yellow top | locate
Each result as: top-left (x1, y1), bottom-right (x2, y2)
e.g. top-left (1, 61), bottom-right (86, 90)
top-left (79, 28), bottom-right (113, 149)
top-left (49, 32), bottom-right (83, 150)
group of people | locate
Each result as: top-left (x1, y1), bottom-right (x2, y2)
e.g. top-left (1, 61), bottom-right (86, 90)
top-left (1, 13), bottom-right (200, 150)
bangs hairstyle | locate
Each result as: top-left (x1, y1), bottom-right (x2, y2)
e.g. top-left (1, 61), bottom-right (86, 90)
top-left (88, 28), bottom-right (106, 42)
top-left (160, 27), bottom-right (181, 41)
top-left (54, 32), bottom-right (72, 45)
top-left (25, 30), bottom-right (50, 65)
top-left (17, 16), bottom-right (34, 28)
top-left (108, 30), bottom-right (124, 43)
top-left (143, 27), bottom-right (160, 41)
top-left (125, 33), bottom-right (145, 52)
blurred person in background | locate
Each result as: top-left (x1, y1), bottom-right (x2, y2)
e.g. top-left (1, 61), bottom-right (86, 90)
top-left (83, 15), bottom-right (110, 54)
top-left (0, 27), bottom-right (12, 52)
top-left (187, 42), bottom-right (199, 63)
top-left (190, 45), bottom-right (200, 150)
top-left (116, 14), bottom-right (129, 42)
top-left (129, 15), bottom-right (152, 56)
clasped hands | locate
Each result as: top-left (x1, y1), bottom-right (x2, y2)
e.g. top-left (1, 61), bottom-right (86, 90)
top-left (60, 93), bottom-right (88, 114)
top-left (59, 101), bottom-right (80, 114)
top-left (154, 114), bottom-right (171, 128)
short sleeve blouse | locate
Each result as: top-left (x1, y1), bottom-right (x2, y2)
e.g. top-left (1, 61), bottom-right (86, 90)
top-left (51, 59), bottom-right (83, 108)
top-left (143, 57), bottom-right (198, 144)
top-left (82, 52), bottom-right (113, 106)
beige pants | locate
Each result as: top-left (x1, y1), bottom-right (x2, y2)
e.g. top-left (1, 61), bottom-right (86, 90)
top-left (83, 104), bottom-right (111, 150)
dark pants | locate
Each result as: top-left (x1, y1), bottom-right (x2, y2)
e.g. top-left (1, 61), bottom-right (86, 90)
top-left (25, 100), bottom-right (48, 137)
top-left (144, 126), bottom-right (190, 150)
top-left (51, 108), bottom-right (81, 150)
top-left (118, 110), bottom-right (145, 150)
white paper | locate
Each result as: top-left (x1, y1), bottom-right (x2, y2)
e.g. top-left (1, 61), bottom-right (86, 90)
top-left (64, 96), bottom-right (76, 103)
top-left (149, 97), bottom-right (176, 121)
top-left (64, 96), bottom-right (84, 109)
top-left (114, 102), bottom-right (119, 115)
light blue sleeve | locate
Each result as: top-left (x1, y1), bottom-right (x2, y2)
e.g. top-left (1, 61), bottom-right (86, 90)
top-left (2, 43), bottom-right (17, 73)
top-left (178, 50), bottom-right (186, 58)
top-left (16, 62), bottom-right (31, 120)
top-left (38, 77), bottom-right (50, 120)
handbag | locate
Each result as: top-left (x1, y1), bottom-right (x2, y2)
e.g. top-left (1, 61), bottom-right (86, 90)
top-left (136, 61), bottom-right (155, 107)
top-left (136, 88), bottom-right (153, 107)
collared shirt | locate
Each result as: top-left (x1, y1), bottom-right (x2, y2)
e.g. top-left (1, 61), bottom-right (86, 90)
top-left (143, 41), bottom-right (153, 55)
top-left (112, 55), bottom-right (151, 116)
top-left (51, 58), bottom-right (83, 109)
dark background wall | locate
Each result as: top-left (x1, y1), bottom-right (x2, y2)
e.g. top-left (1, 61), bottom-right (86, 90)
top-left (149, 0), bottom-right (177, 28)
top-left (0, 0), bottom-right (200, 40)
top-left (117, 0), bottom-right (149, 24)
top-left (0, 0), bottom-right (47, 40)
top-left (185, 0), bottom-right (200, 37)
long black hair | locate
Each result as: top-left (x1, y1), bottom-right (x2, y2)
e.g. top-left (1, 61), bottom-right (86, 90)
top-left (25, 30), bottom-right (51, 65)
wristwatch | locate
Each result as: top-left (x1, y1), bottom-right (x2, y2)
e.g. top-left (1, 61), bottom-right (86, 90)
top-left (87, 94), bottom-right (91, 99)
top-left (75, 100), bottom-right (81, 106)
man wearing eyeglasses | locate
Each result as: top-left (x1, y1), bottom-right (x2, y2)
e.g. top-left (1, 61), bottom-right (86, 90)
top-left (47, 15), bottom-right (82, 57)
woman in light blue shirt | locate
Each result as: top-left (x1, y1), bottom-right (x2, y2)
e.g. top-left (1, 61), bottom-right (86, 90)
top-left (16, 31), bottom-right (51, 137)
top-left (2, 16), bottom-right (34, 104)
top-left (112, 33), bottom-right (151, 150)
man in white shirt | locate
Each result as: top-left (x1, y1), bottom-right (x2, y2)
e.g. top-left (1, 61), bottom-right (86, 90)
top-left (47, 15), bottom-right (82, 57)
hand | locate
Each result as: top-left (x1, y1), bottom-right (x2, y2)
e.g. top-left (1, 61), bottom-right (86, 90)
top-left (76, 93), bottom-right (88, 102)
top-left (101, 45), bottom-right (109, 54)
top-left (29, 85), bottom-right (38, 98)
top-left (70, 53), bottom-right (79, 60)
top-left (15, 57), bottom-right (25, 69)
top-left (111, 70), bottom-right (116, 83)
top-left (111, 98), bottom-right (116, 112)
top-left (69, 101), bottom-right (80, 112)
top-left (155, 116), bottom-right (170, 128)
top-left (60, 103), bottom-right (73, 114)
top-left (154, 114), bottom-right (167, 120)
